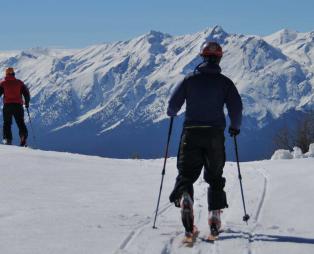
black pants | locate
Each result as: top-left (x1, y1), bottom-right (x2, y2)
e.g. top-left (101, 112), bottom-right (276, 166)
top-left (3, 103), bottom-right (28, 141)
top-left (169, 127), bottom-right (228, 211)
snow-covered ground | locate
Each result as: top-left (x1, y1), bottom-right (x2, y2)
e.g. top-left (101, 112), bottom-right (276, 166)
top-left (0, 145), bottom-right (313, 254)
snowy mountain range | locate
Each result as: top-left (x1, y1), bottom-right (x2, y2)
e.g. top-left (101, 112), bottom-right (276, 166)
top-left (0, 26), bottom-right (313, 160)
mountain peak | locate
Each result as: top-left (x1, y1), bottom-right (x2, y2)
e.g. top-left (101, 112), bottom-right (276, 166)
top-left (264, 28), bottom-right (298, 45)
top-left (147, 30), bottom-right (165, 36)
top-left (211, 25), bottom-right (227, 34)
top-left (145, 30), bottom-right (172, 40)
top-left (202, 25), bottom-right (229, 43)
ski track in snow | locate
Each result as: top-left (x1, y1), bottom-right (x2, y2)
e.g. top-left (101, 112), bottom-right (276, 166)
top-left (248, 167), bottom-right (268, 253)
top-left (114, 201), bottom-right (174, 254)
top-left (114, 166), bottom-right (269, 254)
top-left (165, 166), bottom-right (269, 254)
top-left (217, 167), bottom-right (268, 254)
top-left (163, 180), bottom-right (209, 254)
top-left (245, 167), bottom-right (268, 254)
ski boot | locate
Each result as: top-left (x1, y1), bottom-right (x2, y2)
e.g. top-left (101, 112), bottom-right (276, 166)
top-left (20, 136), bottom-right (27, 147)
top-left (3, 139), bottom-right (12, 145)
top-left (180, 192), bottom-right (199, 245)
top-left (208, 210), bottom-right (222, 241)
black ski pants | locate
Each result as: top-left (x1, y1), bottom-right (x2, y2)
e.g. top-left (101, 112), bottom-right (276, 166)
top-left (169, 127), bottom-right (228, 211)
top-left (3, 103), bottom-right (28, 141)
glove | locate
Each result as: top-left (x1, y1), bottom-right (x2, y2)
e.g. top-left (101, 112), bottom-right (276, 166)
top-left (25, 104), bottom-right (29, 109)
top-left (167, 108), bottom-right (177, 117)
top-left (228, 127), bottom-right (240, 137)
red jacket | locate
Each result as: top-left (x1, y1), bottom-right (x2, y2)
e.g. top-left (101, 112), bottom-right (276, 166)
top-left (0, 76), bottom-right (30, 105)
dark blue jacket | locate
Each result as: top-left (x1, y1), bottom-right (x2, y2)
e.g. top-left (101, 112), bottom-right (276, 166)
top-left (167, 62), bottom-right (243, 130)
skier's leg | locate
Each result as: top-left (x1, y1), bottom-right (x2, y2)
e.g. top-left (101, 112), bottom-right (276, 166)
top-left (13, 105), bottom-right (28, 146)
top-left (3, 105), bottom-right (13, 143)
top-left (169, 128), bottom-right (204, 205)
top-left (203, 128), bottom-right (228, 236)
top-left (203, 128), bottom-right (228, 211)
top-left (180, 192), bottom-right (194, 235)
top-left (169, 128), bottom-right (204, 235)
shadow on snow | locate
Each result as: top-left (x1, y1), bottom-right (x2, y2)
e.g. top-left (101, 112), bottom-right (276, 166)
top-left (220, 229), bottom-right (314, 245)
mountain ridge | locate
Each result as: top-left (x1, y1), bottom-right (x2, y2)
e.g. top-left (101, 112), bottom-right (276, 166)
top-left (0, 26), bottom-right (313, 160)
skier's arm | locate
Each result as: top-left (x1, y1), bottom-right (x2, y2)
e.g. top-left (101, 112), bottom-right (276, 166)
top-left (0, 85), bottom-right (3, 97)
top-left (21, 84), bottom-right (30, 108)
top-left (225, 81), bottom-right (243, 130)
top-left (167, 79), bottom-right (186, 117)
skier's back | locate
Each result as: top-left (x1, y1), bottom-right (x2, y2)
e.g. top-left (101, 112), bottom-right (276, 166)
top-left (167, 41), bottom-right (243, 242)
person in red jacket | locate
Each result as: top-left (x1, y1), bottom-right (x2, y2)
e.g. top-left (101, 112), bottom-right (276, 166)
top-left (0, 67), bottom-right (30, 146)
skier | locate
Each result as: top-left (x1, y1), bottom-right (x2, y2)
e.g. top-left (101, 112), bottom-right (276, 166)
top-left (0, 67), bottom-right (30, 146)
top-left (167, 41), bottom-right (243, 242)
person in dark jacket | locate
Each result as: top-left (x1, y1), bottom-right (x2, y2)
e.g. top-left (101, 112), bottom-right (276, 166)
top-left (0, 67), bottom-right (30, 146)
top-left (167, 41), bottom-right (243, 240)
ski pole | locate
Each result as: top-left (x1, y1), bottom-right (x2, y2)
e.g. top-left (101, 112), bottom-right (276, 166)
top-left (152, 117), bottom-right (174, 229)
top-left (26, 108), bottom-right (38, 148)
top-left (233, 136), bottom-right (250, 223)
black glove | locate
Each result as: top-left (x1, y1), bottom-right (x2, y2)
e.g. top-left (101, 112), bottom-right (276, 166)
top-left (167, 108), bottom-right (177, 117)
top-left (25, 104), bottom-right (29, 109)
top-left (229, 127), bottom-right (240, 137)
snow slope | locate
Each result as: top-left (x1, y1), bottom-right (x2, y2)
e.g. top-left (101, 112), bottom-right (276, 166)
top-left (0, 26), bottom-right (313, 160)
top-left (0, 145), bottom-right (313, 254)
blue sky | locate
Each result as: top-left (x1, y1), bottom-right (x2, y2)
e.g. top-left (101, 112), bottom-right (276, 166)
top-left (0, 0), bottom-right (313, 50)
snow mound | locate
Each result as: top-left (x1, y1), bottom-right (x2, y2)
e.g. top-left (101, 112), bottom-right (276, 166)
top-left (292, 146), bottom-right (303, 159)
top-left (271, 149), bottom-right (293, 160)
top-left (304, 143), bottom-right (314, 158)
top-left (272, 143), bottom-right (314, 159)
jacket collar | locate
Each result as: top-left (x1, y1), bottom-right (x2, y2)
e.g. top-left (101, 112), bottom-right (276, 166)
top-left (5, 75), bottom-right (16, 81)
top-left (196, 62), bottom-right (221, 74)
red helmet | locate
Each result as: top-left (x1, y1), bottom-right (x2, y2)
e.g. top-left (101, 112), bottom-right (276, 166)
top-left (200, 41), bottom-right (223, 58)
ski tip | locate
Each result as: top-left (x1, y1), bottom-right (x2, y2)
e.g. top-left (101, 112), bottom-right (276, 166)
top-left (182, 229), bottom-right (199, 247)
top-left (200, 235), bottom-right (217, 243)
top-left (182, 237), bottom-right (193, 243)
top-left (182, 236), bottom-right (194, 247)
top-left (207, 235), bottom-right (218, 242)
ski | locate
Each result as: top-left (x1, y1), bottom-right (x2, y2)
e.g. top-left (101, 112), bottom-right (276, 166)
top-left (182, 235), bottom-right (194, 246)
top-left (207, 234), bottom-right (218, 241)
top-left (182, 227), bottom-right (199, 247)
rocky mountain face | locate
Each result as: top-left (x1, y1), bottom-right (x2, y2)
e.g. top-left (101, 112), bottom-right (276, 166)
top-left (0, 26), bottom-right (313, 160)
